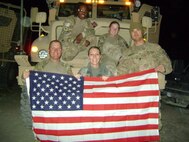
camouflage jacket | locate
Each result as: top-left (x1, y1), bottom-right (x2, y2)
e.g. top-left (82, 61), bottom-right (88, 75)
top-left (34, 59), bottom-right (73, 75)
top-left (117, 42), bottom-right (173, 89)
top-left (59, 15), bottom-right (95, 46)
top-left (98, 33), bottom-right (128, 64)
top-left (78, 63), bottom-right (113, 77)
top-left (59, 16), bottom-right (95, 61)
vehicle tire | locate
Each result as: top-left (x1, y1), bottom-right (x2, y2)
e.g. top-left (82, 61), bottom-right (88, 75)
top-left (0, 62), bottom-right (17, 88)
top-left (20, 85), bottom-right (32, 129)
top-left (7, 62), bottom-right (18, 87)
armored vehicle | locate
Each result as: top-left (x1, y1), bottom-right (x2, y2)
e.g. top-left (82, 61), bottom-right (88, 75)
top-left (0, 2), bottom-right (29, 88)
top-left (14, 0), bottom-right (162, 85)
top-left (162, 60), bottom-right (189, 108)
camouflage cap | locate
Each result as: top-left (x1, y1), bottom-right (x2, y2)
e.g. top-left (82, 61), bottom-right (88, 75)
top-left (129, 22), bottom-right (143, 33)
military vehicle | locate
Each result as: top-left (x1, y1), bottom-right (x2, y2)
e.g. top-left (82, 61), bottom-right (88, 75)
top-left (14, 0), bottom-right (162, 85)
top-left (13, 0), bottom-right (162, 128)
top-left (0, 2), bottom-right (30, 88)
top-left (162, 60), bottom-right (189, 109)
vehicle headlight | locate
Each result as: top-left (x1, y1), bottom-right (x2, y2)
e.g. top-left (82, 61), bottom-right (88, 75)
top-left (38, 50), bottom-right (48, 59)
top-left (31, 46), bottom-right (38, 53)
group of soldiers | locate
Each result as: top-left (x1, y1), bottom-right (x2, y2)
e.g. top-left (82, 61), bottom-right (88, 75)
top-left (56, 4), bottom-right (172, 83)
top-left (23, 4), bottom-right (173, 132)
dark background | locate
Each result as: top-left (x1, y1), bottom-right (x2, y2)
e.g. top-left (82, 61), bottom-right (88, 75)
top-left (143, 0), bottom-right (188, 60)
top-left (1, 0), bottom-right (188, 60)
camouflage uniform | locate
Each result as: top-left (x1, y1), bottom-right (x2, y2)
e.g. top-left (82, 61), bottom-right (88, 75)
top-left (78, 63), bottom-right (113, 77)
top-left (98, 33), bottom-right (128, 75)
top-left (58, 16), bottom-right (95, 61)
top-left (34, 59), bottom-right (73, 75)
top-left (117, 42), bottom-right (172, 89)
top-left (117, 42), bottom-right (172, 130)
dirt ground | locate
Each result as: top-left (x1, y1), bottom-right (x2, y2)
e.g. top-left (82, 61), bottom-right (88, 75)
top-left (0, 85), bottom-right (189, 142)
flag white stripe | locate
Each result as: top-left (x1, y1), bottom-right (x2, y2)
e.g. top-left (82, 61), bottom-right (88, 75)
top-left (84, 84), bottom-right (159, 93)
top-left (84, 96), bottom-right (159, 104)
top-left (33, 118), bottom-right (158, 130)
top-left (32, 107), bottom-right (159, 117)
top-left (36, 129), bottom-right (159, 142)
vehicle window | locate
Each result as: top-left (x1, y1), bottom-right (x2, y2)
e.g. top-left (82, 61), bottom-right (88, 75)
top-left (0, 16), bottom-right (11, 26)
top-left (58, 3), bottom-right (92, 18)
top-left (97, 4), bottom-right (130, 20)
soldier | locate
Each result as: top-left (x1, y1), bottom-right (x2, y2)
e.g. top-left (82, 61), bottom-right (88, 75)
top-left (23, 40), bottom-right (73, 79)
top-left (58, 3), bottom-right (96, 61)
top-left (98, 21), bottom-right (128, 76)
top-left (21, 40), bottom-right (73, 131)
top-left (77, 46), bottom-right (113, 80)
top-left (117, 22), bottom-right (173, 130)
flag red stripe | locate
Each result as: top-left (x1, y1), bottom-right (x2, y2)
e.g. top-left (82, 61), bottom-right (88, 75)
top-left (32, 113), bottom-right (158, 123)
top-left (84, 90), bottom-right (160, 98)
top-left (84, 69), bottom-right (156, 82)
top-left (84, 79), bottom-right (159, 89)
top-left (83, 102), bottom-right (159, 110)
top-left (33, 125), bottom-right (158, 136)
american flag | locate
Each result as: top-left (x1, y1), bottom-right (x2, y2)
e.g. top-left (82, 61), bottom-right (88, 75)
top-left (27, 69), bottom-right (160, 142)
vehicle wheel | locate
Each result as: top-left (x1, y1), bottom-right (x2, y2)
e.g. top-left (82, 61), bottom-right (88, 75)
top-left (0, 62), bottom-right (18, 88)
top-left (20, 85), bottom-right (32, 129)
top-left (7, 62), bottom-right (18, 87)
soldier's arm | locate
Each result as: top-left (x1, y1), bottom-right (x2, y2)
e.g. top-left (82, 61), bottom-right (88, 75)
top-left (118, 36), bottom-right (129, 50)
top-left (65, 64), bottom-right (73, 76)
top-left (97, 35), bottom-right (106, 49)
top-left (82, 19), bottom-right (95, 39)
top-left (21, 61), bottom-right (44, 83)
top-left (33, 62), bottom-right (43, 71)
top-left (155, 45), bottom-right (173, 74)
top-left (58, 16), bottom-right (75, 42)
top-left (78, 67), bottom-right (88, 76)
top-left (62, 45), bottom-right (81, 61)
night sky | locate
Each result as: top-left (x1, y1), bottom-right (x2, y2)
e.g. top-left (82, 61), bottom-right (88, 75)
top-left (1, 0), bottom-right (188, 59)
top-left (141, 0), bottom-right (188, 60)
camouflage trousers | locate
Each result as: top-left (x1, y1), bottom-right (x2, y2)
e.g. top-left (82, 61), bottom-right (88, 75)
top-left (62, 41), bottom-right (87, 61)
top-left (159, 94), bottom-right (163, 131)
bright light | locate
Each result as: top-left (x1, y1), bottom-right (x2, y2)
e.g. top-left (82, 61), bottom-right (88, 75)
top-left (86, 0), bottom-right (92, 3)
top-left (86, 0), bottom-right (104, 3)
top-left (98, 0), bottom-right (104, 4)
top-left (31, 46), bottom-right (38, 53)
top-left (125, 0), bottom-right (131, 6)
top-left (40, 34), bottom-right (45, 37)
top-left (59, 0), bottom-right (64, 3)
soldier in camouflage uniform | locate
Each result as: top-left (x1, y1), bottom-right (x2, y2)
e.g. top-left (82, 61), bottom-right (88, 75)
top-left (117, 22), bottom-right (173, 130)
top-left (78, 46), bottom-right (113, 79)
top-left (21, 40), bottom-right (72, 131)
top-left (23, 40), bottom-right (73, 78)
top-left (58, 4), bottom-right (96, 61)
top-left (98, 21), bottom-right (128, 76)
